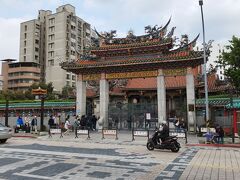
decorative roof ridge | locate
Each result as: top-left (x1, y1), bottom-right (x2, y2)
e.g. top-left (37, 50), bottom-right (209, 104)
top-left (91, 38), bottom-right (172, 51)
top-left (172, 34), bottom-right (200, 52)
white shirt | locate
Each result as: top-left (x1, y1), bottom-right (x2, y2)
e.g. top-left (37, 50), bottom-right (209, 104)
top-left (64, 120), bottom-right (70, 129)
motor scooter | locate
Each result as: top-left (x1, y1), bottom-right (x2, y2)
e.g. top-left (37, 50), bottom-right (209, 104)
top-left (146, 129), bottom-right (181, 152)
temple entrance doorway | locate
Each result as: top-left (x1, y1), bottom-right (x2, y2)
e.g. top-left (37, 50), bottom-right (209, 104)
top-left (108, 102), bottom-right (158, 130)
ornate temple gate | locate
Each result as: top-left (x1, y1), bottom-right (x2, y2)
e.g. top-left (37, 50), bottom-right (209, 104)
top-left (75, 67), bottom-right (197, 131)
top-left (61, 19), bottom-right (205, 132)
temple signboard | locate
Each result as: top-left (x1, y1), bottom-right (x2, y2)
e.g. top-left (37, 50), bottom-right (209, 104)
top-left (162, 68), bottom-right (187, 76)
top-left (82, 69), bottom-right (187, 80)
top-left (83, 74), bottom-right (101, 81)
top-left (106, 70), bottom-right (158, 79)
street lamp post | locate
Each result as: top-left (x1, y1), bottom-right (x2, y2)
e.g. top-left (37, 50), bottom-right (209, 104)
top-left (199, 0), bottom-right (210, 131)
top-left (32, 87), bottom-right (47, 131)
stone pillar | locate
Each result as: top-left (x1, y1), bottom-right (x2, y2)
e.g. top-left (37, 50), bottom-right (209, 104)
top-left (186, 67), bottom-right (196, 132)
top-left (99, 73), bottom-right (109, 129)
top-left (76, 74), bottom-right (86, 117)
top-left (157, 69), bottom-right (166, 126)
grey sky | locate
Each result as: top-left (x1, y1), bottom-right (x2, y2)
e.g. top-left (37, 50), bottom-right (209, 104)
top-left (0, 0), bottom-right (239, 67)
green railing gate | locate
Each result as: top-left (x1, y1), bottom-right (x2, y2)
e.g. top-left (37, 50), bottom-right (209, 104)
top-left (108, 102), bottom-right (158, 130)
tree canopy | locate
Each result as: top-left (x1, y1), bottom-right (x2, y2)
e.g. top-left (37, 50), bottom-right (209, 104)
top-left (217, 36), bottom-right (240, 94)
top-left (0, 82), bottom-right (56, 101)
top-left (61, 85), bottom-right (75, 99)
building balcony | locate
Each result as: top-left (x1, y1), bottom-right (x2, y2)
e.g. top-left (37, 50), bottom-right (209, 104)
top-left (8, 75), bottom-right (40, 81)
top-left (8, 82), bottom-right (36, 89)
top-left (8, 67), bottom-right (40, 73)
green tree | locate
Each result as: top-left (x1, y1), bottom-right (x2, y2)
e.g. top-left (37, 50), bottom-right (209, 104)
top-left (1, 90), bottom-right (16, 100)
top-left (217, 36), bottom-right (240, 94)
top-left (14, 90), bottom-right (26, 100)
top-left (61, 85), bottom-right (74, 99)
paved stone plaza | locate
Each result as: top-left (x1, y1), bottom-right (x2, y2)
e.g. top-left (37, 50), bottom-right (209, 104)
top-left (0, 134), bottom-right (240, 179)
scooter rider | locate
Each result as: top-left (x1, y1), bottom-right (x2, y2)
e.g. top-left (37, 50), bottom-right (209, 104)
top-left (158, 121), bottom-right (169, 143)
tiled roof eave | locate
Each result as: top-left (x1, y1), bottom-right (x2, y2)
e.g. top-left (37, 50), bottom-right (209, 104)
top-left (62, 55), bottom-right (203, 70)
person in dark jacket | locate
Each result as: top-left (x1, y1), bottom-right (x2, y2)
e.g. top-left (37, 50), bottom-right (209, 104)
top-left (161, 121), bottom-right (169, 141)
top-left (80, 115), bottom-right (86, 129)
top-left (217, 126), bottom-right (224, 144)
top-left (31, 116), bottom-right (38, 132)
top-left (157, 121), bottom-right (169, 143)
top-left (92, 115), bottom-right (97, 131)
top-left (48, 115), bottom-right (55, 129)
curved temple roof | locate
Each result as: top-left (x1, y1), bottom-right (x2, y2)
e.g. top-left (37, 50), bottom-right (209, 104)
top-left (61, 19), bottom-right (205, 74)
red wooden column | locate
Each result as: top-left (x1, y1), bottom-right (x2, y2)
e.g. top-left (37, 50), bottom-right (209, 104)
top-left (233, 108), bottom-right (238, 135)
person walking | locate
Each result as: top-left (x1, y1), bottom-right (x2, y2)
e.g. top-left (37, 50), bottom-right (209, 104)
top-left (31, 116), bottom-right (38, 133)
top-left (218, 126), bottom-right (224, 144)
top-left (48, 115), bottom-right (55, 129)
top-left (24, 116), bottom-right (31, 133)
top-left (64, 119), bottom-right (71, 135)
top-left (92, 115), bottom-right (97, 131)
top-left (73, 115), bottom-right (80, 129)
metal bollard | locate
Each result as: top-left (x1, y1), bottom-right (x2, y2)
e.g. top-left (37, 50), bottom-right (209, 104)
top-left (232, 127), bottom-right (235, 143)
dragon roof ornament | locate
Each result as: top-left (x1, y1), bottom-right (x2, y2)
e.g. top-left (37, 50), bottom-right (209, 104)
top-left (94, 17), bottom-right (172, 45)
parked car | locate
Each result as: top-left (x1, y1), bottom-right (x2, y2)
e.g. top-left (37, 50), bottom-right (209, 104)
top-left (0, 123), bottom-right (12, 143)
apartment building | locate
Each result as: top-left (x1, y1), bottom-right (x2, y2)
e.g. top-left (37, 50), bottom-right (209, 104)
top-left (0, 75), bottom-right (3, 91)
top-left (19, 4), bottom-right (91, 92)
top-left (1, 59), bottom-right (40, 91)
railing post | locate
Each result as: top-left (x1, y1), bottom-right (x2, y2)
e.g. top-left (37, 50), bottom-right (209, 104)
top-left (232, 127), bottom-right (235, 143)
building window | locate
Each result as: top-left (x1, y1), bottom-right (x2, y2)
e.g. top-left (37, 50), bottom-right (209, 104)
top-left (35, 39), bottom-right (39, 44)
top-left (24, 48), bottom-right (26, 54)
top-left (35, 47), bottom-right (39, 52)
top-left (66, 81), bottom-right (70, 86)
top-left (35, 55), bottom-right (38, 60)
top-left (36, 24), bottom-right (40, 30)
top-left (72, 82), bottom-right (75, 87)
top-left (49, 18), bottom-right (55, 25)
top-left (48, 59), bottom-right (54, 66)
top-left (25, 25), bottom-right (27, 31)
top-left (24, 41), bottom-right (26, 47)
top-left (49, 26), bottom-right (55, 32)
top-left (23, 56), bottom-right (26, 62)
top-left (49, 34), bottom-right (55, 41)
top-left (48, 43), bottom-right (54, 49)
top-left (71, 25), bottom-right (76, 31)
top-left (24, 33), bottom-right (27, 39)
top-left (66, 74), bottom-right (70, 80)
top-left (48, 51), bottom-right (54, 58)
top-left (72, 75), bottom-right (75, 80)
